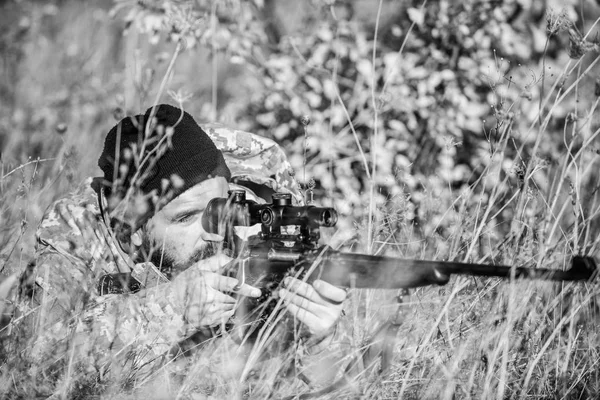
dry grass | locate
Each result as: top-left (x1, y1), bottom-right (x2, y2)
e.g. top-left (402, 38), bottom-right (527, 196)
top-left (1, 1), bottom-right (600, 399)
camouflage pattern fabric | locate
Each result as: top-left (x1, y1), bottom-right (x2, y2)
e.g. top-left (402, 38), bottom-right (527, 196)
top-left (204, 123), bottom-right (304, 205)
top-left (12, 125), bottom-right (349, 395)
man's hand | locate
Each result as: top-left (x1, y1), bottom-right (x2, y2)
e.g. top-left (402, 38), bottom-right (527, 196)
top-left (280, 277), bottom-right (347, 341)
top-left (171, 254), bottom-right (261, 329)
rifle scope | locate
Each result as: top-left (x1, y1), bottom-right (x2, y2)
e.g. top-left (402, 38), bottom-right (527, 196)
top-left (201, 190), bottom-right (338, 234)
top-left (259, 193), bottom-right (338, 228)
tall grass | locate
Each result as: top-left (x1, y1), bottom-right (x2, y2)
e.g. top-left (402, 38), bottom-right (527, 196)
top-left (1, 1), bottom-right (600, 399)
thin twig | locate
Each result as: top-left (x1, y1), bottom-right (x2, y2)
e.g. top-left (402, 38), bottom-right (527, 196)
top-left (1, 158), bottom-right (56, 180)
top-left (367, 0), bottom-right (384, 254)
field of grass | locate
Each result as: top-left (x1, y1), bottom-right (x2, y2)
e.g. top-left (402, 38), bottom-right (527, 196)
top-left (1, 0), bottom-right (600, 398)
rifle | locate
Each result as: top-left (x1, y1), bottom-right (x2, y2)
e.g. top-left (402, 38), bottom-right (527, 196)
top-left (202, 190), bottom-right (597, 335)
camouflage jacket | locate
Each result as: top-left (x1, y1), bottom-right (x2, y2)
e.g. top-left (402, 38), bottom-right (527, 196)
top-left (16, 125), bottom-right (350, 394)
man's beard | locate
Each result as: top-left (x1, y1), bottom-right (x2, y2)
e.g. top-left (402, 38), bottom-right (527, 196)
top-left (140, 238), bottom-right (218, 279)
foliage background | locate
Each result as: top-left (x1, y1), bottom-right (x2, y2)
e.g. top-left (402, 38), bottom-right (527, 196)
top-left (2, 0), bottom-right (600, 398)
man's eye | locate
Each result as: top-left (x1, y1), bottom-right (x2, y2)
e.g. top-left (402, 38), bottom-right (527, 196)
top-left (174, 210), bottom-right (204, 224)
top-left (176, 214), bottom-right (194, 223)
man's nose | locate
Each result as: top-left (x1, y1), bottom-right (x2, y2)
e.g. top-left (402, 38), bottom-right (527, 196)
top-left (199, 230), bottom-right (224, 243)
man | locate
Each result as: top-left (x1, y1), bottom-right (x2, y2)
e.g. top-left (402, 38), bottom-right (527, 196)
top-left (16, 104), bottom-right (348, 396)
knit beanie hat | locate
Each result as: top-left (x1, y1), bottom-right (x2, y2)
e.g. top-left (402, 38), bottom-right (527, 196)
top-left (98, 104), bottom-right (231, 233)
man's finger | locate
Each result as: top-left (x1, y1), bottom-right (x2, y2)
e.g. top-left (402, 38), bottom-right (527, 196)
top-left (183, 281), bottom-right (236, 304)
top-left (280, 288), bottom-right (328, 316)
top-left (284, 302), bottom-right (321, 332)
top-left (213, 275), bottom-right (261, 297)
top-left (209, 289), bottom-right (237, 304)
top-left (313, 280), bottom-right (347, 304)
top-left (187, 301), bottom-right (235, 317)
top-left (284, 277), bottom-right (346, 305)
top-left (203, 309), bottom-right (235, 328)
top-left (283, 277), bottom-right (322, 304)
top-left (205, 302), bottom-right (236, 314)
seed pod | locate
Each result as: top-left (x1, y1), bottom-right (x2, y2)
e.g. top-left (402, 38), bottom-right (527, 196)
top-left (55, 123), bottom-right (67, 135)
top-left (113, 107), bottom-right (125, 121)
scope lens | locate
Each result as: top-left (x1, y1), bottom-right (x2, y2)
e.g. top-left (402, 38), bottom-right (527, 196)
top-left (321, 209), bottom-right (337, 226)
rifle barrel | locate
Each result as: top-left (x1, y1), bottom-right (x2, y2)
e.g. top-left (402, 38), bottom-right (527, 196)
top-left (305, 251), bottom-right (597, 289)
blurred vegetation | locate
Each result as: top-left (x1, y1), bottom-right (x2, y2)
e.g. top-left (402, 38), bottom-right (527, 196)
top-left (2, 0), bottom-right (600, 398)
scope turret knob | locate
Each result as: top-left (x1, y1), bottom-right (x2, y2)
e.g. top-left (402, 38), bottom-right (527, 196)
top-left (272, 193), bottom-right (292, 206)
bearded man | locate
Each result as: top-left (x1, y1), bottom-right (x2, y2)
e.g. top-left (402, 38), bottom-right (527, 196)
top-left (15, 104), bottom-right (348, 396)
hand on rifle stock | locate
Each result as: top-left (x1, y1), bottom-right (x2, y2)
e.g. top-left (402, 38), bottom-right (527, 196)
top-left (280, 277), bottom-right (347, 342)
top-left (170, 254), bottom-right (262, 330)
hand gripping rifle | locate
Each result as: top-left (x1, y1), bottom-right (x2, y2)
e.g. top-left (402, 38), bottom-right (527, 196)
top-left (202, 190), bottom-right (598, 340)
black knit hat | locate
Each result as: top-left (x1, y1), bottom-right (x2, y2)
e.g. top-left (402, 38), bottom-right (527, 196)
top-left (98, 104), bottom-right (231, 230)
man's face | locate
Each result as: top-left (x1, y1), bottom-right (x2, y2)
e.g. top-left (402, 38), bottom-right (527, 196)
top-left (141, 176), bottom-right (229, 277)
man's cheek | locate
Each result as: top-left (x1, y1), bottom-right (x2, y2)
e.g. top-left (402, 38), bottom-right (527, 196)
top-left (170, 237), bottom-right (196, 263)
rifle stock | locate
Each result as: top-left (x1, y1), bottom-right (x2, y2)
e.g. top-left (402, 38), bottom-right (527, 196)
top-left (227, 245), bottom-right (597, 339)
